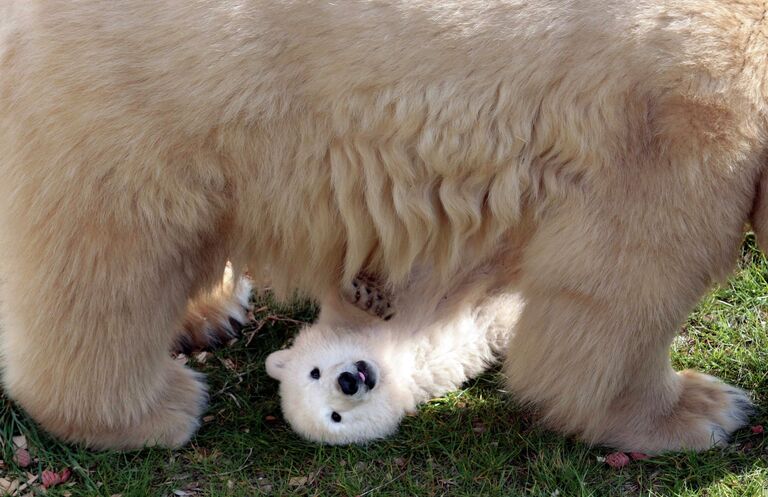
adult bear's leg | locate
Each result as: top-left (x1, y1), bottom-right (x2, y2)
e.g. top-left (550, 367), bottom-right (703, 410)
top-left (0, 163), bottom-right (231, 450)
top-left (503, 167), bottom-right (755, 453)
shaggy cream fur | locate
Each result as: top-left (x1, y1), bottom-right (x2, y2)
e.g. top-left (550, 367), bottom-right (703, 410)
top-left (0, 0), bottom-right (767, 450)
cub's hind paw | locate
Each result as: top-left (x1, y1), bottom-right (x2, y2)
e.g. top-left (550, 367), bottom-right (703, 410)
top-left (174, 272), bottom-right (253, 354)
top-left (344, 274), bottom-right (395, 320)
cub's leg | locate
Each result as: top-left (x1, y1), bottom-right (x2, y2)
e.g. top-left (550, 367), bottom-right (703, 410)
top-left (174, 264), bottom-right (253, 355)
top-left (504, 170), bottom-right (755, 453)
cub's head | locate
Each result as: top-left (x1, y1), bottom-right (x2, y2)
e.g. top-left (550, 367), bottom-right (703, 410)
top-left (265, 324), bottom-right (408, 444)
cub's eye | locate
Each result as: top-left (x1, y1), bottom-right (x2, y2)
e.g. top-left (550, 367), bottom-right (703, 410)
top-left (331, 411), bottom-right (342, 423)
top-left (310, 368), bottom-right (320, 379)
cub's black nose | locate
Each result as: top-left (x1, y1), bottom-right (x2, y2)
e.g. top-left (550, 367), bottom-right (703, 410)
top-left (338, 372), bottom-right (359, 395)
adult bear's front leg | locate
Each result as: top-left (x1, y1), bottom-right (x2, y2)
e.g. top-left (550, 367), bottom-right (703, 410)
top-left (0, 178), bottom-right (229, 449)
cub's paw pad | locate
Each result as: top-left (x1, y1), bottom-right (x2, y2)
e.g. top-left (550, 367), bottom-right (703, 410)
top-left (346, 274), bottom-right (395, 320)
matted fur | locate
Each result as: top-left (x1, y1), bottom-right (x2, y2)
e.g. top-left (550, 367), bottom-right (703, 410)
top-left (0, 0), bottom-right (767, 450)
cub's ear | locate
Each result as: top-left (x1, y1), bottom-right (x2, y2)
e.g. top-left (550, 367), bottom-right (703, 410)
top-left (265, 349), bottom-right (292, 380)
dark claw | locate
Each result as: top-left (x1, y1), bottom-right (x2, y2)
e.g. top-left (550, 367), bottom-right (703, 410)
top-left (733, 398), bottom-right (756, 419)
top-left (713, 425), bottom-right (730, 445)
top-left (197, 388), bottom-right (210, 413)
top-left (207, 331), bottom-right (223, 350)
top-left (176, 335), bottom-right (194, 355)
top-left (228, 317), bottom-right (243, 336)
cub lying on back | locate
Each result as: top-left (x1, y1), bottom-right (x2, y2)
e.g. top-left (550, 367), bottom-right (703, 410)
top-left (267, 271), bottom-right (520, 444)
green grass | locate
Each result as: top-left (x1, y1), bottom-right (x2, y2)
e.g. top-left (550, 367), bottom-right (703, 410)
top-left (1, 236), bottom-right (768, 496)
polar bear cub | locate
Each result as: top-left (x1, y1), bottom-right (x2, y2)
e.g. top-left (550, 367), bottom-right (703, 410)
top-left (266, 275), bottom-right (520, 444)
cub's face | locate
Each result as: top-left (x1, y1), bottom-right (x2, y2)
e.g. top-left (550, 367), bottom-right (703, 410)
top-left (265, 326), bottom-right (406, 444)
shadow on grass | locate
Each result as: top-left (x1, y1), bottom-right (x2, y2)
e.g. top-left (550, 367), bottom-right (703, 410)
top-left (1, 238), bottom-right (768, 496)
top-left (2, 363), bottom-right (764, 496)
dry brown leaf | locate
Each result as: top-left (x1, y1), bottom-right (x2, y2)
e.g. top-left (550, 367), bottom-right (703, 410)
top-left (59, 468), bottom-right (72, 484)
top-left (219, 358), bottom-right (237, 371)
top-left (288, 476), bottom-right (308, 487)
top-left (472, 420), bottom-right (487, 434)
top-left (11, 436), bottom-right (27, 450)
top-left (13, 448), bottom-right (31, 468)
top-left (40, 468), bottom-right (72, 489)
top-left (604, 452), bottom-right (631, 469)
top-left (41, 470), bottom-right (60, 489)
top-left (0, 477), bottom-right (19, 496)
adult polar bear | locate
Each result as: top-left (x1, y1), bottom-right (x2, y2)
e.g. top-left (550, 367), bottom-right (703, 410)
top-left (0, 0), bottom-right (767, 452)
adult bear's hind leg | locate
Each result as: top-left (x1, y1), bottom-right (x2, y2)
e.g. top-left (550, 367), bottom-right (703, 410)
top-left (504, 286), bottom-right (753, 452)
top-left (503, 176), bottom-right (754, 453)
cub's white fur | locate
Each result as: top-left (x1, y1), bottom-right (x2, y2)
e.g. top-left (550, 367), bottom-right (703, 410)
top-left (267, 270), bottom-right (520, 444)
